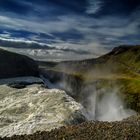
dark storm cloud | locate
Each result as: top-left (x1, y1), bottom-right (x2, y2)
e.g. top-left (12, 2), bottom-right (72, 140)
top-left (0, 0), bottom-right (87, 17)
top-left (0, 0), bottom-right (140, 60)
top-left (0, 0), bottom-right (140, 16)
top-left (46, 0), bottom-right (87, 13)
top-left (0, 0), bottom-right (32, 14)
top-left (98, 0), bottom-right (140, 16)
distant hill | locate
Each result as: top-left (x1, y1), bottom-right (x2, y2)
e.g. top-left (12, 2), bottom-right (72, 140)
top-left (54, 45), bottom-right (140, 77)
top-left (0, 49), bottom-right (39, 79)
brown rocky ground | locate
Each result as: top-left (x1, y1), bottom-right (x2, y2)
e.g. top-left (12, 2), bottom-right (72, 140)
top-left (1, 115), bottom-right (140, 140)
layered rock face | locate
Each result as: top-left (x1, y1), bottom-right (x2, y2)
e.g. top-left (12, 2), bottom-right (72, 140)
top-left (0, 49), bottom-right (39, 79)
top-left (0, 82), bottom-right (86, 137)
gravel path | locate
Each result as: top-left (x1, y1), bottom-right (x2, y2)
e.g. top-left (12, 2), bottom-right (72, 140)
top-left (1, 115), bottom-right (140, 140)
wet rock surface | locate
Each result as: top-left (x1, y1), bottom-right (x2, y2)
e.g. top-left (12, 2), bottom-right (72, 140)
top-left (1, 115), bottom-right (140, 140)
top-left (40, 69), bottom-right (83, 98)
top-left (0, 77), bottom-right (44, 87)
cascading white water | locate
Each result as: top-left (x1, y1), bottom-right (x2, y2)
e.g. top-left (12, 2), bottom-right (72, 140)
top-left (83, 87), bottom-right (136, 121)
top-left (50, 77), bottom-right (136, 122)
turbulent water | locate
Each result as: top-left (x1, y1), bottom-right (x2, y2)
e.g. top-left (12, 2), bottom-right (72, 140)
top-left (0, 81), bottom-right (85, 137)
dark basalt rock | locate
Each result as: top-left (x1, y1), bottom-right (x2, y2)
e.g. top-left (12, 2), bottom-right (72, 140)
top-left (40, 69), bottom-right (83, 99)
top-left (0, 49), bottom-right (39, 79)
top-left (7, 81), bottom-right (43, 89)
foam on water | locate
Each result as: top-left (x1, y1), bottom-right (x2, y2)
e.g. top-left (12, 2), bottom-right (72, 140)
top-left (0, 84), bottom-right (85, 137)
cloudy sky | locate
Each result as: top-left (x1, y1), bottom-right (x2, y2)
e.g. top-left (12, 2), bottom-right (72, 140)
top-left (0, 0), bottom-right (140, 61)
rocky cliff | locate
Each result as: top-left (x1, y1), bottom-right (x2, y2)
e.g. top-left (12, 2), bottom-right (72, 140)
top-left (39, 45), bottom-right (140, 113)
